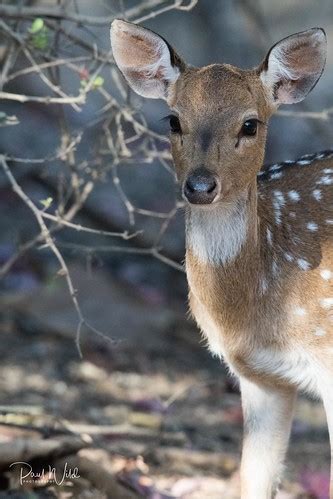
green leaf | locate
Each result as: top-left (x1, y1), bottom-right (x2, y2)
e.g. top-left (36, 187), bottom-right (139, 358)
top-left (29, 18), bottom-right (44, 34)
top-left (32, 31), bottom-right (49, 50)
top-left (40, 197), bottom-right (53, 209)
top-left (92, 76), bottom-right (104, 88)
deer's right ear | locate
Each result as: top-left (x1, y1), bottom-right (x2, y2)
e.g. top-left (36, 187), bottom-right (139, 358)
top-left (110, 19), bottom-right (184, 100)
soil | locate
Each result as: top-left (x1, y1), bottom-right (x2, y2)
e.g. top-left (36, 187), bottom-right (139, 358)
top-left (0, 260), bottom-right (330, 498)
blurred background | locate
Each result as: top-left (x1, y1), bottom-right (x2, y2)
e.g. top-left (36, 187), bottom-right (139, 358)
top-left (0, 1), bottom-right (332, 497)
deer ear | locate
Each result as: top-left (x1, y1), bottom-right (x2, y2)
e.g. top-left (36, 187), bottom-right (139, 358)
top-left (110, 19), bottom-right (184, 100)
top-left (259, 28), bottom-right (327, 105)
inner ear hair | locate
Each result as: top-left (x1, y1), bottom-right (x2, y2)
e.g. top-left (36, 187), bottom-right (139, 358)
top-left (259, 28), bottom-right (327, 105)
top-left (110, 19), bottom-right (185, 100)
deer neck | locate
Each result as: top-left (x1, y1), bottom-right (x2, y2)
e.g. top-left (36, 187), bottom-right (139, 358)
top-left (185, 180), bottom-right (259, 268)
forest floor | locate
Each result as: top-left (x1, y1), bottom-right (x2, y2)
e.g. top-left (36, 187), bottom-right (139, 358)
top-left (0, 260), bottom-right (330, 499)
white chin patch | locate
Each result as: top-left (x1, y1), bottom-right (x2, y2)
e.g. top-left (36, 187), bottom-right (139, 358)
top-left (186, 199), bottom-right (248, 265)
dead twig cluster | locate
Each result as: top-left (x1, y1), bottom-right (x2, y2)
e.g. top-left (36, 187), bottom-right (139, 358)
top-left (1, 0), bottom-right (331, 355)
top-left (0, 0), bottom-right (193, 353)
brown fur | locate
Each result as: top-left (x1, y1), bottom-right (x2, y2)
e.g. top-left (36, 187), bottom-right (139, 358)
top-left (168, 64), bottom-right (333, 385)
top-left (110, 21), bottom-right (332, 498)
top-left (186, 158), bottom-right (333, 384)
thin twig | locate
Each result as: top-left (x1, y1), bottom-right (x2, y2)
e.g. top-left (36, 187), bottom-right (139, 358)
top-left (0, 90), bottom-right (85, 106)
top-left (276, 107), bottom-right (333, 120)
top-left (0, 155), bottom-right (116, 356)
top-left (41, 212), bottom-right (142, 240)
top-left (5, 56), bottom-right (90, 82)
top-left (0, 0), bottom-right (170, 26)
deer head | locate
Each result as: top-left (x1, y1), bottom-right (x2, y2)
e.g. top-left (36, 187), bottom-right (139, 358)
top-left (110, 21), bottom-right (326, 207)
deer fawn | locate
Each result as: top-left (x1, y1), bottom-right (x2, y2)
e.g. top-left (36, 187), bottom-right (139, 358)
top-left (110, 20), bottom-right (332, 498)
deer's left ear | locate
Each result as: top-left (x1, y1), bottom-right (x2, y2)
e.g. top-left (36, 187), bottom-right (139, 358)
top-left (259, 28), bottom-right (327, 105)
top-left (110, 19), bottom-right (185, 100)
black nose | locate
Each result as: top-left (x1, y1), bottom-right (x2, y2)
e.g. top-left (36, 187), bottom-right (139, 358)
top-left (183, 167), bottom-right (219, 205)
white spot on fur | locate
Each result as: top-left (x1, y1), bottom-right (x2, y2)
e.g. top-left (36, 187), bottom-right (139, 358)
top-left (289, 212), bottom-right (296, 219)
top-left (294, 307), bottom-right (306, 316)
top-left (307, 222), bottom-right (318, 231)
top-left (326, 219), bottom-right (333, 225)
top-left (288, 190), bottom-right (300, 202)
top-left (319, 297), bottom-right (333, 309)
top-left (272, 260), bottom-right (279, 276)
top-left (320, 269), bottom-right (332, 280)
top-left (274, 191), bottom-right (285, 205)
top-left (260, 277), bottom-right (268, 294)
top-left (266, 227), bottom-right (273, 246)
top-left (270, 172), bottom-right (283, 180)
top-left (297, 159), bottom-right (312, 165)
top-left (274, 208), bottom-right (282, 225)
top-left (314, 327), bottom-right (326, 337)
top-left (284, 252), bottom-right (294, 262)
top-left (317, 175), bottom-right (333, 185)
top-left (297, 258), bottom-right (310, 271)
top-left (313, 189), bottom-right (322, 201)
top-left (272, 192), bottom-right (284, 225)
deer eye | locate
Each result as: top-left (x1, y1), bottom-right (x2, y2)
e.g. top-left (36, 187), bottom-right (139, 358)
top-left (241, 119), bottom-right (258, 136)
top-left (169, 115), bottom-right (182, 134)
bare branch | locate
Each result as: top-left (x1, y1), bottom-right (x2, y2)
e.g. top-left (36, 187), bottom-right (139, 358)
top-left (0, 155), bottom-right (117, 356)
top-left (41, 212), bottom-right (142, 240)
top-left (0, 0), bottom-right (189, 354)
top-left (5, 56), bottom-right (91, 83)
top-left (0, 90), bottom-right (85, 107)
top-left (175, 0), bottom-right (199, 11)
top-left (276, 107), bottom-right (333, 121)
top-left (0, 0), bottom-right (171, 26)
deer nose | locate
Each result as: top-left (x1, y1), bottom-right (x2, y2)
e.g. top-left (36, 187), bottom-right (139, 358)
top-left (183, 167), bottom-right (219, 205)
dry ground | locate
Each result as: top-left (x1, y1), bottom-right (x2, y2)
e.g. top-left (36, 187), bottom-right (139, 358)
top-left (0, 260), bottom-right (330, 499)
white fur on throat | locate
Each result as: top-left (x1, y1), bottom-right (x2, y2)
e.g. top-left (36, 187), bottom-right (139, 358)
top-left (186, 198), bottom-right (249, 265)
